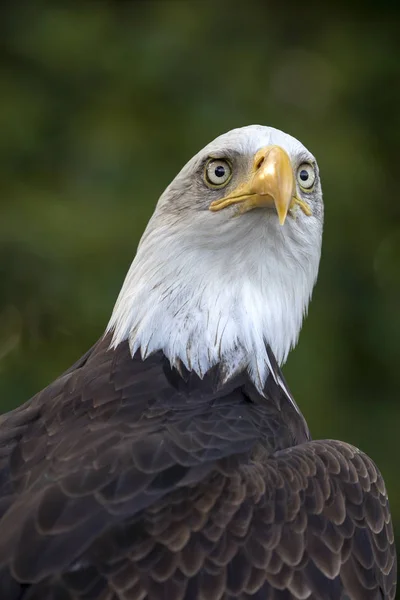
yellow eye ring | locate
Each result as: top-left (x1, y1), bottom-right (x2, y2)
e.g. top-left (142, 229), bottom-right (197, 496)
top-left (204, 158), bottom-right (233, 189)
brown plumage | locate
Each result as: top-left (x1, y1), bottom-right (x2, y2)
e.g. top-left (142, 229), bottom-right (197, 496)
top-left (0, 334), bottom-right (395, 599)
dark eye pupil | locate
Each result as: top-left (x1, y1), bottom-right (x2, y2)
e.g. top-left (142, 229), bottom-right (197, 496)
top-left (214, 165), bottom-right (226, 178)
top-left (299, 169), bottom-right (309, 181)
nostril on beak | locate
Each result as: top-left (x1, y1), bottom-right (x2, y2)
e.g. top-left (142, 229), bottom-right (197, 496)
top-left (256, 157), bottom-right (265, 170)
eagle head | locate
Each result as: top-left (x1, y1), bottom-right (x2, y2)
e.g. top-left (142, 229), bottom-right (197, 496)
top-left (108, 125), bottom-right (323, 391)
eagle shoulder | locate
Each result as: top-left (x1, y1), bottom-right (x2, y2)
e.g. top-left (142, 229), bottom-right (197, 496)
top-left (0, 337), bottom-right (395, 599)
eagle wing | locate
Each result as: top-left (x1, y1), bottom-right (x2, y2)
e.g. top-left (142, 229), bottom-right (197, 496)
top-left (0, 338), bottom-right (396, 599)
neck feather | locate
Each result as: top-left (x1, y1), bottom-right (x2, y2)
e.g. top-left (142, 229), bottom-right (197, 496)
top-left (107, 211), bottom-right (321, 392)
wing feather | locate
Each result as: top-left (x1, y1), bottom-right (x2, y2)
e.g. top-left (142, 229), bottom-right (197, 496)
top-left (0, 339), bottom-right (395, 599)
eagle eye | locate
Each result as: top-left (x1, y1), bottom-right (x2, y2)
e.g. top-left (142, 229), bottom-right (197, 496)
top-left (296, 163), bottom-right (316, 191)
top-left (204, 158), bottom-right (232, 188)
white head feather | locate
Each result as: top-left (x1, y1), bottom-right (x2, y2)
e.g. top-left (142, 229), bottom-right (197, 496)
top-left (107, 125), bottom-right (323, 392)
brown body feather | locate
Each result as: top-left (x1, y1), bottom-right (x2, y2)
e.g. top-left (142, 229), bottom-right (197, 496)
top-left (0, 335), bottom-right (396, 599)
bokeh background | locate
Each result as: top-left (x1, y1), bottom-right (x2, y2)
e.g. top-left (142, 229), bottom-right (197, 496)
top-left (0, 0), bottom-right (399, 579)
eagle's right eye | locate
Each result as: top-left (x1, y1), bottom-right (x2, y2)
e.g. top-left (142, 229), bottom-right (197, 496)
top-left (204, 158), bottom-right (232, 188)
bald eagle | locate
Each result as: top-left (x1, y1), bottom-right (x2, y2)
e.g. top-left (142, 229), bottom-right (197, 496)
top-left (0, 126), bottom-right (396, 600)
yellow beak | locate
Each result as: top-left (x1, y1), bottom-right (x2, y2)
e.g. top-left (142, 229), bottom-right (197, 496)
top-left (209, 145), bottom-right (296, 225)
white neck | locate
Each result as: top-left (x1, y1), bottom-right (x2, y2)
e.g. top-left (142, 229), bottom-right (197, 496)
top-left (107, 205), bottom-right (322, 392)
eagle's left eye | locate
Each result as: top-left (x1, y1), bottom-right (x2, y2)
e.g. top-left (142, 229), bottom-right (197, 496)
top-left (204, 159), bottom-right (232, 188)
top-left (296, 163), bottom-right (316, 190)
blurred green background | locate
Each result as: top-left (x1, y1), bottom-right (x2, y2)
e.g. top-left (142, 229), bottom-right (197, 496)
top-left (0, 0), bottom-right (399, 577)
